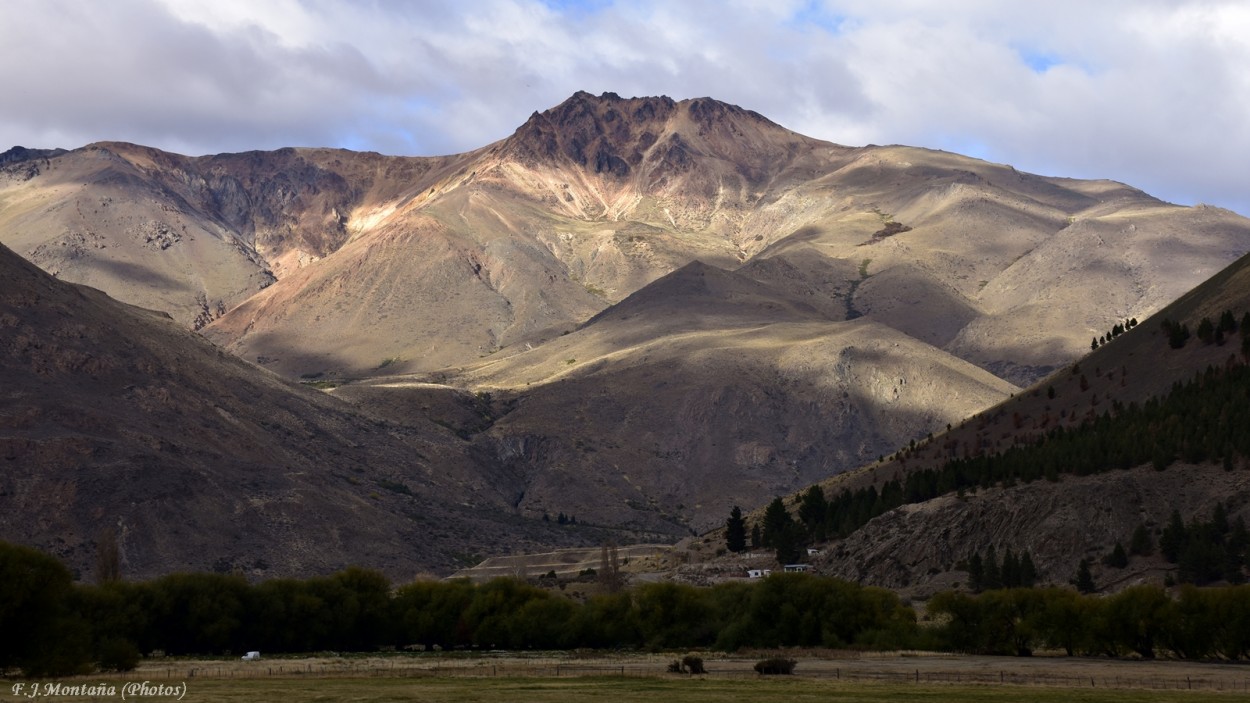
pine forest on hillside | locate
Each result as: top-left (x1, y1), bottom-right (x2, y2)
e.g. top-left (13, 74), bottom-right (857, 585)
top-left (738, 310), bottom-right (1250, 586)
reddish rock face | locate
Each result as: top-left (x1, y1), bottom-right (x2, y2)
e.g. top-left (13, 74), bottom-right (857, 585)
top-left (505, 92), bottom-right (680, 176)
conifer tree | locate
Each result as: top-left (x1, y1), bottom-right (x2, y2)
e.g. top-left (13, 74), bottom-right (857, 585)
top-left (1104, 542), bottom-right (1128, 569)
top-left (1198, 317), bottom-right (1215, 344)
top-left (725, 506), bottom-right (747, 553)
top-left (983, 546), bottom-right (1002, 590)
top-left (967, 552), bottom-right (984, 593)
top-left (1161, 510), bottom-right (1187, 562)
top-left (761, 498), bottom-right (790, 548)
top-left (1219, 310), bottom-right (1237, 334)
top-left (1019, 551), bottom-right (1037, 587)
top-left (772, 522), bottom-right (804, 566)
top-left (1227, 518), bottom-right (1249, 585)
top-left (1073, 558), bottom-right (1096, 594)
top-left (1001, 548), bottom-right (1020, 588)
top-left (797, 486), bottom-right (828, 540)
top-left (1213, 501), bottom-right (1230, 534)
top-left (761, 498), bottom-right (805, 564)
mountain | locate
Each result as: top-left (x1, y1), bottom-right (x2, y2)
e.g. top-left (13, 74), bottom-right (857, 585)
top-left (4, 92), bottom-right (1250, 572)
top-left (0, 241), bottom-right (627, 581)
top-left (743, 248), bottom-right (1250, 596)
top-left (7, 93), bottom-right (1246, 382)
top-left (354, 260), bottom-right (1016, 535)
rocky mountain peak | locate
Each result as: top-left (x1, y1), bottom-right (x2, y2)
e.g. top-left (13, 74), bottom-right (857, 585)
top-left (504, 91), bottom-right (680, 177)
top-left (494, 92), bottom-right (828, 209)
top-left (0, 145), bottom-right (68, 166)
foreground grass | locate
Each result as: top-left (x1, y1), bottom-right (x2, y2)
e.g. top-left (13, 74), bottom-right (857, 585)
top-left (98, 676), bottom-right (1242, 703)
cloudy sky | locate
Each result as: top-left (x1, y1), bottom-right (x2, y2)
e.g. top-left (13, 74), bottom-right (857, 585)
top-left (3, 0), bottom-right (1247, 215)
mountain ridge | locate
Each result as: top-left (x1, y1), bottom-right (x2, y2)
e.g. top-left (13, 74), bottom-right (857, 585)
top-left (4, 92), bottom-right (1250, 577)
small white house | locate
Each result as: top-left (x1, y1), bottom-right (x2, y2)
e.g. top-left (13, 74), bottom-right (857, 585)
top-left (241, 651), bottom-right (260, 661)
top-left (783, 564), bottom-right (810, 573)
top-left (806, 547), bottom-right (822, 556)
top-left (747, 569), bottom-right (764, 579)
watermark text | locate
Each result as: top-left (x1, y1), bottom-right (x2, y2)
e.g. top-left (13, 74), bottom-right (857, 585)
top-left (11, 681), bottom-right (186, 700)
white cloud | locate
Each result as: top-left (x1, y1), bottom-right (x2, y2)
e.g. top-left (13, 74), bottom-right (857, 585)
top-left (0, 0), bottom-right (1246, 215)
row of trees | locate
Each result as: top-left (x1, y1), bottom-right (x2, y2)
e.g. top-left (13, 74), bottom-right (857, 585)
top-left (1163, 309), bottom-right (1249, 351)
top-left (724, 494), bottom-right (832, 564)
top-left (1194, 310), bottom-right (1245, 348)
top-left (0, 541), bottom-right (913, 676)
top-left (966, 546), bottom-right (1038, 592)
top-left (1160, 503), bottom-right (1249, 585)
top-left (930, 585), bottom-right (1250, 660)
top-left (1091, 317), bottom-right (1139, 350)
top-left (9, 540), bottom-right (1250, 677)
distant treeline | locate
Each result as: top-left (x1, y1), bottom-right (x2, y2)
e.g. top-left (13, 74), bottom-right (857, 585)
top-left (0, 541), bottom-right (913, 676)
top-left (930, 584), bottom-right (1250, 660)
top-left (5, 541), bottom-right (1250, 678)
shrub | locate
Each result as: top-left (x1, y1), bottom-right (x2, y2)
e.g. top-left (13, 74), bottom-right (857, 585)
top-left (754, 658), bottom-right (796, 675)
top-left (682, 655), bottom-right (705, 674)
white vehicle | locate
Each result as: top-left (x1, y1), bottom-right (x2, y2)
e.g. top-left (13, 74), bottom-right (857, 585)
top-left (241, 651), bottom-right (260, 661)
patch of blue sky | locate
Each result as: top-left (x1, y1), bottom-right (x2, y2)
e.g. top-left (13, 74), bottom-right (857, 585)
top-left (1013, 46), bottom-right (1102, 78)
top-left (786, 0), bottom-right (849, 34)
top-left (1018, 47), bottom-right (1063, 74)
top-left (539, 0), bottom-right (614, 17)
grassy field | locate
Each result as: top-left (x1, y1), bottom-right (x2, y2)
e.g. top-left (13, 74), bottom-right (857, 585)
top-left (78, 676), bottom-right (1247, 703)
top-left (18, 653), bottom-right (1250, 702)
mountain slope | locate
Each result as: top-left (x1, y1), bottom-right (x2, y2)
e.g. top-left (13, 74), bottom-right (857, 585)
top-left (764, 248), bottom-right (1250, 595)
top-left (203, 94), bottom-right (1250, 383)
top-left (0, 242), bottom-right (618, 581)
top-left (202, 92), bottom-right (841, 375)
top-left (344, 261), bottom-right (1017, 534)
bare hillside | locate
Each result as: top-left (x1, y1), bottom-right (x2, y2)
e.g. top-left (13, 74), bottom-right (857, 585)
top-left (346, 261), bottom-right (1017, 534)
top-left (0, 242), bottom-right (625, 581)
